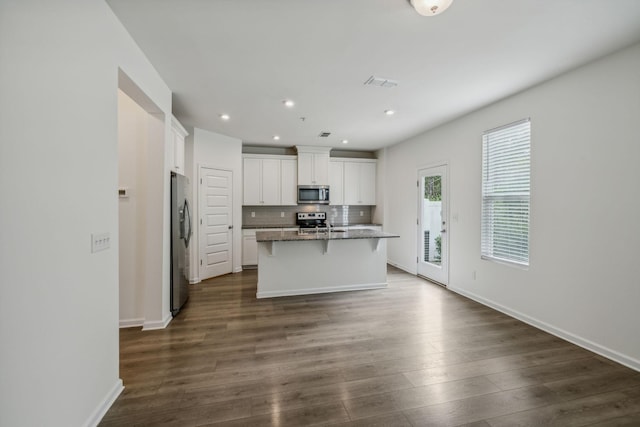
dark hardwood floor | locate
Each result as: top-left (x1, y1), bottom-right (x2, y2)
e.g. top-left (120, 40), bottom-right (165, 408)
top-left (100, 266), bottom-right (640, 426)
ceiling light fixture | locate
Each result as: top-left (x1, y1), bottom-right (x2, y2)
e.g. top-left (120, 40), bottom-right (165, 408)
top-left (384, 110), bottom-right (395, 116)
top-left (410, 0), bottom-right (453, 16)
top-left (273, 135), bottom-right (280, 141)
top-left (283, 99), bottom-right (295, 108)
top-left (342, 139), bottom-right (349, 144)
top-left (219, 113), bottom-right (230, 121)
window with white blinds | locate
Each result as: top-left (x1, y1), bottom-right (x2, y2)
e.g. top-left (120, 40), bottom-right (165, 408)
top-left (481, 118), bottom-right (530, 266)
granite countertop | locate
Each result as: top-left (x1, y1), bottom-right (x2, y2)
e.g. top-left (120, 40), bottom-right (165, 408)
top-left (331, 223), bottom-right (382, 227)
top-left (256, 229), bottom-right (399, 242)
top-left (242, 224), bottom-right (298, 229)
top-left (242, 223), bottom-right (382, 229)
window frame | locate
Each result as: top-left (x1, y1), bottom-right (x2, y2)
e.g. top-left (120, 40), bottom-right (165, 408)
top-left (481, 118), bottom-right (531, 267)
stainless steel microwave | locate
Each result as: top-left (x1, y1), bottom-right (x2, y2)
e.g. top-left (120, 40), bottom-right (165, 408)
top-left (298, 185), bottom-right (330, 204)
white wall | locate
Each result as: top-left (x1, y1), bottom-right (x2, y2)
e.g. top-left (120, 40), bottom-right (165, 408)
top-left (117, 90), bottom-right (147, 326)
top-left (116, 90), bottom-right (169, 330)
top-left (385, 43), bottom-right (640, 370)
top-left (372, 148), bottom-right (386, 226)
top-left (0, 1), bottom-right (172, 426)
top-left (189, 128), bottom-right (243, 281)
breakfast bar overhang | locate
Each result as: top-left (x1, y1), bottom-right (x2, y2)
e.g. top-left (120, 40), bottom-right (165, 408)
top-left (255, 229), bottom-right (399, 298)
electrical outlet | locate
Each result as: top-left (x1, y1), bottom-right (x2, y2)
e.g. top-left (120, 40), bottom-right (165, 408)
top-left (251, 212), bottom-right (255, 218)
top-left (280, 212), bottom-right (285, 217)
top-left (91, 232), bottom-right (111, 253)
top-left (472, 270), bottom-right (477, 280)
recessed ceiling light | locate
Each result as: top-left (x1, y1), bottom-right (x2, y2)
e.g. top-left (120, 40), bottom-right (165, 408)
top-left (384, 110), bottom-right (395, 116)
top-left (283, 100), bottom-right (295, 108)
top-left (273, 135), bottom-right (280, 141)
top-left (220, 113), bottom-right (230, 121)
top-left (342, 139), bottom-right (349, 144)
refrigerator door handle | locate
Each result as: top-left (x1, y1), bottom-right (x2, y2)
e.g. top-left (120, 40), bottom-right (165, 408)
top-left (183, 199), bottom-right (192, 248)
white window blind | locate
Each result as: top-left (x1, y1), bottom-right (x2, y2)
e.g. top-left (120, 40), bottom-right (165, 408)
top-left (481, 118), bottom-right (530, 266)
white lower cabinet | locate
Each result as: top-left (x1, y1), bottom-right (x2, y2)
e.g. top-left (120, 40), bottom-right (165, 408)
top-left (243, 228), bottom-right (299, 266)
top-left (242, 229), bottom-right (259, 266)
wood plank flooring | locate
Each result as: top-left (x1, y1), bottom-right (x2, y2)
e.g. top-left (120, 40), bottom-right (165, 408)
top-left (100, 266), bottom-right (640, 426)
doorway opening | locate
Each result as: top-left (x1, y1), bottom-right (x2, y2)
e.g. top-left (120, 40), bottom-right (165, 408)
top-left (417, 164), bottom-right (449, 286)
top-left (117, 69), bottom-right (167, 329)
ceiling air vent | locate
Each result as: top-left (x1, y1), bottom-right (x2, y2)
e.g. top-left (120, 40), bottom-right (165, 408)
top-left (318, 131), bottom-right (331, 138)
top-left (364, 76), bottom-right (398, 88)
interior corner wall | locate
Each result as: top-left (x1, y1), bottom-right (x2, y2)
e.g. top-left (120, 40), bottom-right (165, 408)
top-left (384, 42), bottom-right (640, 370)
top-left (142, 111), bottom-right (172, 330)
top-left (117, 90), bottom-right (148, 326)
top-left (0, 1), bottom-right (172, 427)
top-left (372, 148), bottom-right (387, 227)
top-left (189, 128), bottom-right (243, 282)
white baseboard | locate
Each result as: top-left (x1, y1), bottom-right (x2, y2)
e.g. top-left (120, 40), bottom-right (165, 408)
top-left (82, 379), bottom-right (123, 427)
top-left (449, 285), bottom-right (640, 372)
top-left (387, 260), bottom-right (416, 275)
top-left (142, 312), bottom-right (172, 331)
top-left (233, 267), bottom-right (243, 273)
top-left (189, 276), bottom-right (200, 284)
top-left (257, 282), bottom-right (387, 299)
top-left (119, 318), bottom-right (144, 329)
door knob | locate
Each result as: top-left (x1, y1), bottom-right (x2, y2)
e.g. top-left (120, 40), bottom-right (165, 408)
top-left (440, 229), bottom-right (446, 233)
top-left (228, 225), bottom-right (233, 230)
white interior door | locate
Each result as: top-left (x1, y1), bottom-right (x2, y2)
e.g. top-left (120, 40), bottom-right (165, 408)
top-left (199, 167), bottom-right (233, 280)
top-left (417, 164), bottom-right (449, 285)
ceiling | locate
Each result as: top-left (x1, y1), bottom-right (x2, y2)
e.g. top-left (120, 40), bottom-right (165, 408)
top-left (107, 0), bottom-right (640, 151)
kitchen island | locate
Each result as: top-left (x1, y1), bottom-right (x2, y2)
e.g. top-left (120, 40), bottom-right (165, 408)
top-left (255, 229), bottom-right (399, 298)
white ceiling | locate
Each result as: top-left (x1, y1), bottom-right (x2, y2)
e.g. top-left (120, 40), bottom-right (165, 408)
top-left (107, 0), bottom-right (640, 151)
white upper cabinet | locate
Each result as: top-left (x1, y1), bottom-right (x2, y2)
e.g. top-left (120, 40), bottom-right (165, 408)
top-left (343, 159), bottom-right (376, 205)
top-left (329, 160), bottom-right (344, 205)
top-left (280, 159), bottom-right (298, 206)
top-left (243, 157), bottom-right (262, 205)
top-left (296, 146), bottom-right (331, 186)
top-left (260, 158), bottom-right (281, 205)
top-left (242, 155), bottom-right (297, 206)
top-left (170, 115), bottom-right (188, 174)
top-left (359, 161), bottom-right (376, 204)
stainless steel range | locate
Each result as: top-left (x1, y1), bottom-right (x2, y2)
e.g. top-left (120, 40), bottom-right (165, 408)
top-left (296, 212), bottom-right (328, 233)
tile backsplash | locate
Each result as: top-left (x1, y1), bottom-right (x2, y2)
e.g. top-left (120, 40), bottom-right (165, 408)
top-left (242, 205), bottom-right (372, 227)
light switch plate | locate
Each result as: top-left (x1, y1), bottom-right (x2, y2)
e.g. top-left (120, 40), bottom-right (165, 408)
top-left (92, 232), bottom-right (111, 253)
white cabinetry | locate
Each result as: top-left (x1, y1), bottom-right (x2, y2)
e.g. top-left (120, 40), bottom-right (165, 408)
top-left (170, 115), bottom-right (188, 174)
top-left (243, 155), bottom-right (297, 206)
top-left (344, 159), bottom-right (376, 205)
top-left (330, 158), bottom-right (376, 206)
top-left (280, 159), bottom-right (298, 205)
top-left (260, 158), bottom-right (281, 205)
top-left (242, 229), bottom-right (259, 266)
top-left (296, 146), bottom-right (331, 186)
top-left (243, 227), bottom-right (299, 266)
top-left (329, 160), bottom-right (344, 205)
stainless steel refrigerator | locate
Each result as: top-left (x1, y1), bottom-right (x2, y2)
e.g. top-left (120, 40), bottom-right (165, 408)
top-left (170, 172), bottom-right (191, 316)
